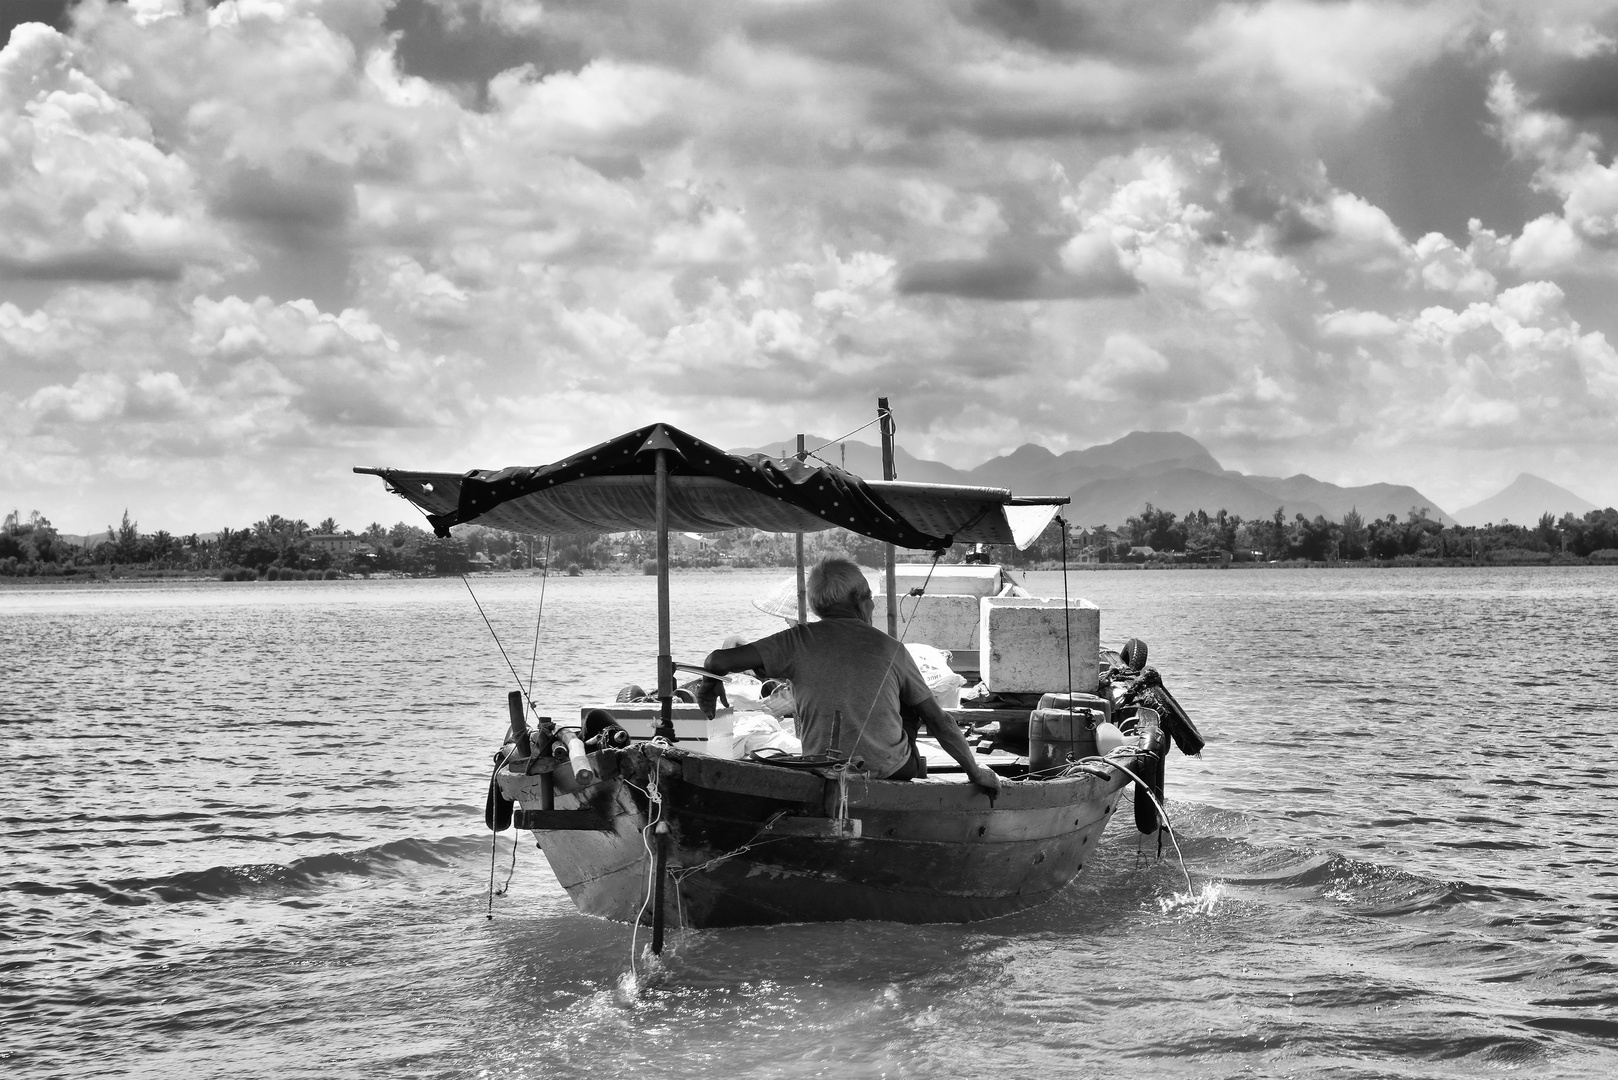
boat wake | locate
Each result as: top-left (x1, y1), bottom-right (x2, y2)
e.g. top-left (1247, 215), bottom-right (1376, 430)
top-left (1125, 801), bottom-right (1568, 921)
top-left (1157, 880), bottom-right (1224, 917)
top-left (12, 834), bottom-right (492, 905)
top-left (1061, 798), bottom-right (1605, 945)
top-left (1211, 843), bottom-right (1552, 918)
top-left (618, 950), bottom-right (676, 1002)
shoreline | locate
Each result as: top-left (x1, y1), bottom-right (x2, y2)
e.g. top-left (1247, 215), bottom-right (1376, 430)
top-left (3, 556), bottom-right (1613, 589)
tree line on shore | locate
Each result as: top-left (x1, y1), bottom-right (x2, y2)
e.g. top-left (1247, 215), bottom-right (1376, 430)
top-left (1089, 503), bottom-right (1618, 563)
top-left (5, 501), bottom-right (1617, 579)
top-left (0, 509), bottom-right (878, 579)
top-left (0, 511), bottom-right (514, 579)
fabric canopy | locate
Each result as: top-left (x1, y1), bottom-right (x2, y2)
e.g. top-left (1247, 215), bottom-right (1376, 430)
top-left (356, 423), bottom-right (1067, 550)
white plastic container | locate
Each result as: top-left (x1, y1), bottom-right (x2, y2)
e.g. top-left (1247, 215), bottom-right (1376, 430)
top-left (882, 593), bottom-right (981, 651)
top-left (1093, 721), bottom-right (1127, 756)
top-left (880, 564), bottom-right (1003, 599)
top-left (979, 596), bottom-right (1101, 694)
top-left (1027, 708), bottom-right (1099, 773)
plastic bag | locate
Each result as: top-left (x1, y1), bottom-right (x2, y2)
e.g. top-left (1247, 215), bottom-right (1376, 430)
top-left (731, 712), bottom-right (802, 758)
top-left (906, 643), bottom-right (966, 699)
top-left (757, 680), bottom-right (795, 719)
top-left (721, 672), bottom-right (765, 708)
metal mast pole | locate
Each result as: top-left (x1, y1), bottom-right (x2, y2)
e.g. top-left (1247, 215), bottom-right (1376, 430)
top-left (795, 433), bottom-right (807, 625)
top-left (879, 397), bottom-right (898, 638)
top-left (654, 446), bottom-right (676, 742)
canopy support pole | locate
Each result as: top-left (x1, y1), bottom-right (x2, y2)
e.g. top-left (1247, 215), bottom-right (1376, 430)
top-left (879, 397), bottom-right (898, 638)
top-left (795, 434), bottom-right (807, 625)
top-left (654, 448), bottom-right (676, 742)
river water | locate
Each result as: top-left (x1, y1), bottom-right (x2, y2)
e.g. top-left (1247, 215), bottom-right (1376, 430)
top-left (2, 566), bottom-right (1616, 1079)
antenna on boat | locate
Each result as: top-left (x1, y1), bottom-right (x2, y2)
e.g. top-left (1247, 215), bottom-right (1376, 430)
top-left (878, 397), bottom-right (899, 638)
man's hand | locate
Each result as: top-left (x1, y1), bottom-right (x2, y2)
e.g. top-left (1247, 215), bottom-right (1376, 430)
top-left (915, 695), bottom-right (1001, 802)
top-left (972, 764), bottom-right (1000, 801)
top-left (694, 676), bottom-right (728, 720)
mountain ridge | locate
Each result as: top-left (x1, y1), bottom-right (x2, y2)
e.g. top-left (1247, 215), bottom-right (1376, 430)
top-left (731, 431), bottom-right (1458, 527)
top-left (1452, 473), bottom-right (1599, 527)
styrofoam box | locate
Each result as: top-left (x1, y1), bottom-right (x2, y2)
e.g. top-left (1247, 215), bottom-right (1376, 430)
top-left (979, 596), bottom-right (1101, 695)
top-left (880, 593), bottom-right (980, 652)
top-left (577, 703), bottom-right (734, 757)
top-left (877, 564), bottom-right (1003, 599)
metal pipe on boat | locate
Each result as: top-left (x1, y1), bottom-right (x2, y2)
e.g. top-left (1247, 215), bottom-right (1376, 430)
top-left (654, 446), bottom-right (677, 742)
top-left (531, 714), bottom-right (556, 808)
top-left (878, 397), bottom-right (898, 638)
top-left (583, 727), bottom-right (631, 751)
top-left (506, 690), bottom-right (531, 758)
top-left (559, 728), bottom-right (594, 786)
top-left (796, 433), bottom-right (807, 626)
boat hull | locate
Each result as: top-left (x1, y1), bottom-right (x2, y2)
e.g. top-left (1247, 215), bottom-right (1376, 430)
top-left (500, 746), bottom-right (1131, 928)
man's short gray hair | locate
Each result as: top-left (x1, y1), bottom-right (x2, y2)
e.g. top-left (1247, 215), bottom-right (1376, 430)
top-left (807, 556), bottom-right (870, 616)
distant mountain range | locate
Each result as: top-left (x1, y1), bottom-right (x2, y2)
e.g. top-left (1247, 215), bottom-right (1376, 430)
top-left (57, 532), bottom-right (109, 549)
top-left (1452, 474), bottom-right (1599, 527)
top-left (55, 530), bottom-right (222, 549)
top-left (734, 431), bottom-right (1459, 528)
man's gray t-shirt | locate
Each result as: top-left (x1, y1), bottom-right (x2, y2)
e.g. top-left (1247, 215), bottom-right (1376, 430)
top-left (751, 617), bottom-right (932, 778)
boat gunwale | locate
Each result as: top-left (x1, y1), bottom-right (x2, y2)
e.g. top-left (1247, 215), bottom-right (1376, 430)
top-left (503, 742), bottom-right (1140, 818)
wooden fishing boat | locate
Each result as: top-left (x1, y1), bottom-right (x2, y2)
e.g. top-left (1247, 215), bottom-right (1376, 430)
top-left (356, 406), bottom-right (1198, 945)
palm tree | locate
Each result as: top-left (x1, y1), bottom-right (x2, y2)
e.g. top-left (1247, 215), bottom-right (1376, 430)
top-left (318, 517), bottom-right (339, 535)
top-left (254, 514), bottom-right (288, 539)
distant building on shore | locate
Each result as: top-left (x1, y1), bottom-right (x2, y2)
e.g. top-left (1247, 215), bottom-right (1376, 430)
top-left (307, 534), bottom-right (370, 555)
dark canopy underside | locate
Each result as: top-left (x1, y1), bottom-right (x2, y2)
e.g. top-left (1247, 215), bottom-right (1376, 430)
top-left (356, 423), bottom-right (1065, 550)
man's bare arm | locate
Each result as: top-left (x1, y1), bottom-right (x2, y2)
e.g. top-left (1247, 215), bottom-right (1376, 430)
top-left (701, 643), bottom-right (764, 677)
top-left (694, 643), bottom-right (765, 719)
top-left (913, 696), bottom-right (1000, 798)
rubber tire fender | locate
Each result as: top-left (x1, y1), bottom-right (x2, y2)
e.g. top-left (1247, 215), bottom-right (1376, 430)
top-left (485, 774), bottom-right (514, 832)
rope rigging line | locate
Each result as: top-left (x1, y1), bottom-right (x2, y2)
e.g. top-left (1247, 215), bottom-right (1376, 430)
top-left (825, 404), bottom-right (916, 776)
top-left (623, 758), bottom-right (668, 980)
top-left (1002, 748), bottom-right (1194, 894)
top-left (526, 535), bottom-right (553, 698)
top-left (798, 412), bottom-right (890, 465)
top-left (842, 630), bottom-right (915, 776)
top-left (845, 547), bottom-right (965, 780)
top-left (486, 747), bottom-right (513, 919)
top-left (1060, 515), bottom-right (1073, 707)
top-left (667, 811), bottom-right (793, 884)
top-left (461, 574), bottom-right (530, 703)
top-left (1099, 757), bottom-right (1194, 895)
top-left (896, 550), bottom-right (944, 644)
top-left (396, 491), bottom-right (536, 710)
top-left (497, 820), bottom-right (519, 896)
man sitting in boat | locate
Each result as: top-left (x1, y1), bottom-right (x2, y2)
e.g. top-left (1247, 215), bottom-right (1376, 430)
top-left (696, 556), bottom-right (1000, 796)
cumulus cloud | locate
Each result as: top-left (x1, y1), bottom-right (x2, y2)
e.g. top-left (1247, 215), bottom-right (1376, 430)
top-left (1488, 70), bottom-right (1618, 277)
top-left (0, 21), bottom-right (236, 281)
top-left (1312, 279), bottom-right (1618, 464)
top-left (5, 0), bottom-right (1618, 530)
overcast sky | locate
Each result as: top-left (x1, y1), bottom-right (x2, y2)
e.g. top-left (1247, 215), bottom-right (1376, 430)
top-left (3, 0), bottom-right (1617, 535)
